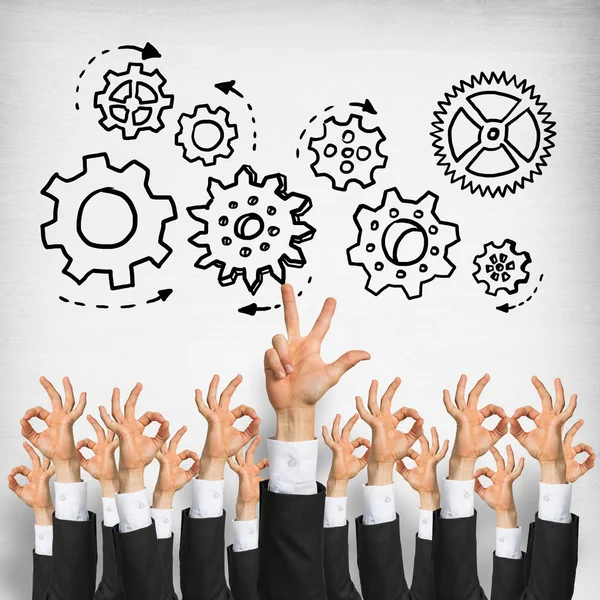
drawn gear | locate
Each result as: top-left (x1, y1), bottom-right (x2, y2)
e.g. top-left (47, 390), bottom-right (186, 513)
top-left (187, 165), bottom-right (315, 295)
top-left (431, 72), bottom-right (556, 197)
top-left (473, 239), bottom-right (531, 296)
top-left (94, 63), bottom-right (174, 140)
top-left (347, 189), bottom-right (460, 298)
top-left (175, 104), bottom-right (238, 166)
top-left (308, 114), bottom-right (387, 191)
top-left (40, 153), bottom-right (177, 290)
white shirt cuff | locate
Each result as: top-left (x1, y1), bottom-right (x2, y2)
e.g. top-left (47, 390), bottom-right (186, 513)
top-left (102, 497), bottom-right (120, 527)
top-left (232, 518), bottom-right (259, 552)
top-left (34, 525), bottom-right (53, 556)
top-left (418, 509), bottom-right (434, 540)
top-left (539, 482), bottom-right (572, 523)
top-left (324, 496), bottom-right (347, 528)
top-left (190, 478), bottom-right (225, 519)
top-left (496, 527), bottom-right (523, 559)
top-left (151, 508), bottom-right (172, 539)
top-left (267, 438), bottom-right (318, 495)
top-left (363, 484), bottom-right (396, 525)
top-left (54, 481), bottom-right (89, 522)
top-left (441, 479), bottom-right (475, 519)
top-left (115, 490), bottom-right (152, 533)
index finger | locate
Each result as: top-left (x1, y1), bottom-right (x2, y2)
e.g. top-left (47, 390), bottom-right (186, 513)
top-left (467, 374), bottom-right (491, 408)
top-left (87, 415), bottom-right (106, 442)
top-left (281, 284), bottom-right (301, 338)
top-left (169, 426), bottom-right (187, 453)
top-left (308, 297), bottom-right (336, 343)
top-left (124, 383), bottom-right (143, 418)
top-left (62, 377), bottom-right (75, 412)
top-left (111, 388), bottom-right (124, 423)
top-left (23, 442), bottom-right (41, 469)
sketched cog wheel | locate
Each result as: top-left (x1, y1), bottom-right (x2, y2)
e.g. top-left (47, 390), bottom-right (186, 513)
top-left (347, 189), bottom-right (460, 299)
top-left (175, 104), bottom-right (238, 166)
top-left (187, 165), bottom-right (315, 295)
top-left (94, 63), bottom-right (174, 140)
top-left (40, 153), bottom-right (177, 290)
top-left (473, 239), bottom-right (531, 296)
top-left (308, 114), bottom-right (387, 191)
top-left (431, 72), bottom-right (556, 197)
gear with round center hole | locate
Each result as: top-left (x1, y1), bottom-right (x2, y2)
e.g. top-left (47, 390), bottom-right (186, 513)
top-left (187, 165), bottom-right (315, 295)
top-left (347, 188), bottom-right (460, 298)
top-left (40, 153), bottom-right (177, 290)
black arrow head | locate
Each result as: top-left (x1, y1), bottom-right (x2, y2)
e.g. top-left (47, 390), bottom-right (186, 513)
top-left (142, 42), bottom-right (161, 60)
top-left (362, 99), bottom-right (377, 115)
top-left (496, 303), bottom-right (510, 313)
top-left (215, 80), bottom-right (236, 95)
top-left (157, 288), bottom-right (173, 301)
top-left (238, 303), bottom-right (258, 316)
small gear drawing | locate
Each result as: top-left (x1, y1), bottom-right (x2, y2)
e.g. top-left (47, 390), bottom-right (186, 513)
top-left (187, 165), bottom-right (315, 295)
top-left (308, 114), bottom-right (387, 191)
top-left (473, 239), bottom-right (531, 296)
top-left (431, 72), bottom-right (556, 198)
top-left (347, 189), bottom-right (460, 299)
top-left (175, 104), bottom-right (238, 166)
top-left (94, 63), bottom-right (174, 140)
top-left (40, 153), bottom-right (177, 290)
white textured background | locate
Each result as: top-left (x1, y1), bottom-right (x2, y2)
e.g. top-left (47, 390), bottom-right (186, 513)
top-left (1, 0), bottom-right (599, 597)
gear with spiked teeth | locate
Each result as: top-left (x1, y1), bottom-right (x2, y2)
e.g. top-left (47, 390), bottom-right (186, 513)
top-left (473, 239), bottom-right (531, 296)
top-left (347, 188), bottom-right (460, 299)
top-left (94, 63), bottom-right (174, 140)
top-left (431, 71), bottom-right (556, 198)
top-left (187, 165), bottom-right (315, 295)
top-left (40, 153), bottom-right (177, 290)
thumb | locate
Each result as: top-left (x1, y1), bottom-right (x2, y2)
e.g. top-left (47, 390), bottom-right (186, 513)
top-left (328, 350), bottom-right (371, 385)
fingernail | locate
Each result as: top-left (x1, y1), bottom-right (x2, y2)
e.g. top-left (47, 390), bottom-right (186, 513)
top-left (276, 371), bottom-right (286, 380)
top-left (284, 364), bottom-right (294, 374)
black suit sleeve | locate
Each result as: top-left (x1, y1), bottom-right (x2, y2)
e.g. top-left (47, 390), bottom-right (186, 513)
top-left (490, 552), bottom-right (526, 600)
top-left (94, 525), bottom-right (124, 600)
top-left (227, 545), bottom-right (259, 600)
top-left (323, 522), bottom-right (361, 600)
top-left (158, 535), bottom-right (176, 596)
top-left (113, 521), bottom-right (175, 600)
top-left (32, 552), bottom-right (52, 600)
top-left (432, 509), bottom-right (486, 600)
top-left (410, 535), bottom-right (435, 600)
top-left (258, 480), bottom-right (327, 600)
top-left (356, 514), bottom-right (409, 600)
top-left (46, 511), bottom-right (97, 600)
top-left (179, 508), bottom-right (232, 600)
top-left (523, 514), bottom-right (579, 600)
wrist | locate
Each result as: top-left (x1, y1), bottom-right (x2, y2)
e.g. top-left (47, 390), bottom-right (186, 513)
top-left (539, 460), bottom-right (567, 484)
top-left (275, 407), bottom-right (315, 441)
top-left (152, 489), bottom-right (174, 510)
top-left (326, 478), bottom-right (348, 498)
top-left (198, 456), bottom-right (226, 481)
top-left (496, 508), bottom-right (518, 529)
top-left (33, 507), bottom-right (54, 526)
top-left (449, 455), bottom-right (477, 481)
top-left (100, 479), bottom-right (120, 498)
top-left (419, 490), bottom-right (441, 511)
top-left (119, 468), bottom-right (145, 493)
top-left (236, 501), bottom-right (257, 521)
top-left (54, 457), bottom-right (81, 483)
top-left (367, 462), bottom-right (394, 486)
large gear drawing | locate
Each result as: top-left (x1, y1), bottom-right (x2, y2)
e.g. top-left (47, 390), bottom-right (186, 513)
top-left (94, 63), bottom-right (174, 140)
top-left (473, 239), bottom-right (531, 296)
top-left (187, 165), bottom-right (315, 295)
top-left (347, 189), bottom-right (460, 299)
top-left (175, 104), bottom-right (238, 166)
top-left (431, 72), bottom-right (556, 198)
top-left (308, 114), bottom-right (387, 191)
top-left (41, 153), bottom-right (177, 290)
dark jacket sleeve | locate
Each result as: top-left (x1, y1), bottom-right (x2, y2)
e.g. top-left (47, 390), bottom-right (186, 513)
top-left (324, 522), bottom-right (361, 600)
top-left (94, 524), bottom-right (124, 600)
top-left (227, 545), bottom-right (259, 600)
top-left (47, 511), bottom-right (97, 600)
top-left (113, 521), bottom-right (175, 600)
top-left (410, 535), bottom-right (435, 600)
top-left (490, 552), bottom-right (527, 600)
top-left (355, 514), bottom-right (409, 600)
top-left (523, 514), bottom-right (579, 600)
top-left (32, 552), bottom-right (53, 600)
top-left (158, 535), bottom-right (176, 596)
top-left (432, 509), bottom-right (487, 600)
top-left (179, 508), bottom-right (232, 600)
top-left (258, 480), bottom-right (327, 600)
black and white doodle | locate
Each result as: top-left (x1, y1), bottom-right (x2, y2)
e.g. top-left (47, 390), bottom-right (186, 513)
top-left (496, 274), bottom-right (544, 313)
top-left (41, 153), bottom-right (177, 290)
top-left (94, 63), bottom-right (174, 140)
top-left (431, 72), bottom-right (556, 198)
top-left (347, 189), bottom-right (460, 299)
top-left (472, 238), bottom-right (531, 296)
top-left (187, 165), bottom-right (315, 295)
top-left (58, 288), bottom-right (174, 310)
top-left (214, 80), bottom-right (258, 152)
top-left (175, 104), bottom-right (238, 166)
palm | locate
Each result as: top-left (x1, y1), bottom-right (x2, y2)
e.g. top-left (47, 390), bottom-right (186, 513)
top-left (372, 417), bottom-right (412, 464)
top-left (238, 465), bottom-right (263, 504)
top-left (206, 411), bottom-right (249, 459)
top-left (331, 442), bottom-right (364, 480)
top-left (21, 474), bottom-right (52, 509)
top-left (455, 412), bottom-right (494, 459)
top-left (86, 445), bottom-right (118, 481)
top-left (481, 477), bottom-right (514, 511)
top-left (119, 425), bottom-right (160, 470)
top-left (519, 413), bottom-right (563, 461)
top-left (405, 461), bottom-right (437, 494)
top-left (157, 456), bottom-right (188, 492)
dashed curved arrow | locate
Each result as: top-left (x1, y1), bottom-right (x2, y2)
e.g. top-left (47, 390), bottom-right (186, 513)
top-left (58, 288), bottom-right (173, 310)
top-left (496, 274), bottom-right (544, 313)
top-left (238, 277), bottom-right (313, 316)
top-left (214, 80), bottom-right (258, 151)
